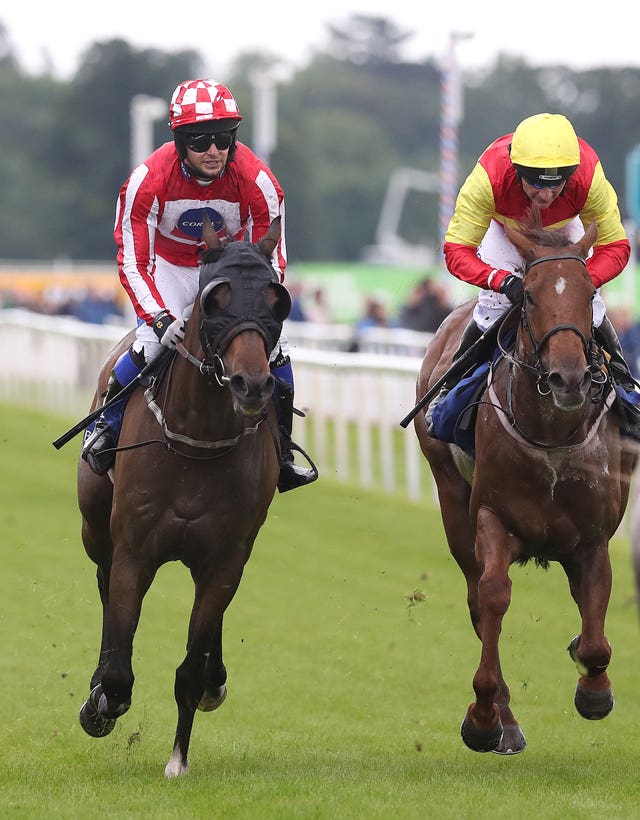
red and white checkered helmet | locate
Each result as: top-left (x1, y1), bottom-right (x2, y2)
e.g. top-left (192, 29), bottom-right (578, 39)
top-left (168, 79), bottom-right (243, 131)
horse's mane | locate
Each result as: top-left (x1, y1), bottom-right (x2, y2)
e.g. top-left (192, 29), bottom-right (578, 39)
top-left (516, 207), bottom-right (572, 249)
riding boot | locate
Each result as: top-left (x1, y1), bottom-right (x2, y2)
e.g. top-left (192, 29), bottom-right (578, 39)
top-left (425, 319), bottom-right (483, 437)
top-left (81, 347), bottom-right (143, 475)
top-left (271, 367), bottom-right (319, 493)
top-left (595, 316), bottom-right (640, 431)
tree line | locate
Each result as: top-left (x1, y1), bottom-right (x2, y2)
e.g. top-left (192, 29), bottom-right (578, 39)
top-left (1, 15), bottom-right (640, 264)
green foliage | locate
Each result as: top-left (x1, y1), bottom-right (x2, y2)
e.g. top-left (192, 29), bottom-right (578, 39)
top-left (2, 401), bottom-right (640, 816)
top-left (1, 14), bottom-right (640, 264)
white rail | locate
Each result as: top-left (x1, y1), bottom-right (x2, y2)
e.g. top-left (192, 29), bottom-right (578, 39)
top-left (0, 310), bottom-right (434, 501)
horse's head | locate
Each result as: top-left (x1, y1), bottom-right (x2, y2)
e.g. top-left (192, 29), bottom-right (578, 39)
top-left (194, 216), bottom-right (291, 417)
top-left (504, 214), bottom-right (598, 411)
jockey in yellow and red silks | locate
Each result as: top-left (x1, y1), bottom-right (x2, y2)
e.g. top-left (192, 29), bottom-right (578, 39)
top-left (426, 112), bottom-right (637, 436)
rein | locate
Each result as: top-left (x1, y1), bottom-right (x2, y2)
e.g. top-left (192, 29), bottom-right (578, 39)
top-left (139, 337), bottom-right (272, 457)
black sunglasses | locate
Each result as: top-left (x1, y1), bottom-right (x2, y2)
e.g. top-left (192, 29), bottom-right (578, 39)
top-left (523, 176), bottom-right (565, 190)
top-left (185, 131), bottom-right (234, 152)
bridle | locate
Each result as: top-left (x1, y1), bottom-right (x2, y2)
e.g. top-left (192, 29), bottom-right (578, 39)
top-left (492, 252), bottom-right (608, 448)
top-left (499, 253), bottom-right (599, 391)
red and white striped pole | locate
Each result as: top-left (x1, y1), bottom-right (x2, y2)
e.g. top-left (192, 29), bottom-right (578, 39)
top-left (439, 33), bottom-right (472, 271)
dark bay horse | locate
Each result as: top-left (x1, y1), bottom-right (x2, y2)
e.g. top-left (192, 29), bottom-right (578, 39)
top-left (415, 216), bottom-right (637, 754)
top-left (77, 219), bottom-right (291, 777)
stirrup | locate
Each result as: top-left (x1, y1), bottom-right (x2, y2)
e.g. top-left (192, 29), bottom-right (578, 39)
top-left (425, 385), bottom-right (450, 437)
top-left (277, 440), bottom-right (319, 493)
top-left (81, 420), bottom-right (117, 476)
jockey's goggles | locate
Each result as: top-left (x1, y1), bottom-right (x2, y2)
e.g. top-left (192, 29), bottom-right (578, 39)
top-left (185, 131), bottom-right (235, 152)
top-left (523, 176), bottom-right (565, 190)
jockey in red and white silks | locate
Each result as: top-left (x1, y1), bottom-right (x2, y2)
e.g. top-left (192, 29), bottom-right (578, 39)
top-left (115, 139), bottom-right (287, 360)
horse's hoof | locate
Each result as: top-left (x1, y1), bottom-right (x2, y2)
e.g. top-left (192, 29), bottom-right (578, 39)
top-left (492, 723), bottom-right (527, 755)
top-left (165, 750), bottom-right (189, 778)
top-left (198, 683), bottom-right (227, 712)
top-left (79, 685), bottom-right (117, 738)
top-left (460, 713), bottom-right (503, 752)
top-left (575, 684), bottom-right (614, 720)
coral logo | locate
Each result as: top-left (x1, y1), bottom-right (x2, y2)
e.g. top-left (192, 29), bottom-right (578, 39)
top-left (176, 207), bottom-right (224, 239)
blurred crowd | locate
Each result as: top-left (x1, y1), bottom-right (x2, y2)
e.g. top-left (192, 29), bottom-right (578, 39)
top-left (288, 276), bottom-right (453, 334)
top-left (1, 284), bottom-right (127, 325)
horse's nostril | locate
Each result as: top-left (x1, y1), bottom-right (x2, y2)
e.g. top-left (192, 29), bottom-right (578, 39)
top-left (229, 374), bottom-right (249, 398)
top-left (547, 372), bottom-right (565, 391)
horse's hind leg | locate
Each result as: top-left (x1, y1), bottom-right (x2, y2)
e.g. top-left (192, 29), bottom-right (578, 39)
top-left (165, 560), bottom-right (243, 778)
top-left (563, 547), bottom-right (614, 719)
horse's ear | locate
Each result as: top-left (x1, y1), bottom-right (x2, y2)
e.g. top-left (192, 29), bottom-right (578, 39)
top-left (258, 216), bottom-right (281, 260)
top-left (202, 212), bottom-right (222, 250)
top-left (578, 220), bottom-right (598, 258)
top-left (504, 221), bottom-right (534, 262)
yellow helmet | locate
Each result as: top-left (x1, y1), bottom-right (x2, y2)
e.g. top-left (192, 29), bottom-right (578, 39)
top-left (510, 113), bottom-right (580, 185)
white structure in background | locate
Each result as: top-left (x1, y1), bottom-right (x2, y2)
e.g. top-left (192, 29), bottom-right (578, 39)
top-left (129, 94), bottom-right (167, 169)
top-left (249, 72), bottom-right (279, 165)
top-left (362, 167), bottom-right (439, 267)
top-left (0, 311), bottom-right (435, 504)
top-left (438, 31), bottom-right (473, 265)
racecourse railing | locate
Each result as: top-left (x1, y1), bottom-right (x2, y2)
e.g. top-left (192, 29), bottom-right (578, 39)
top-left (0, 310), bottom-right (436, 502)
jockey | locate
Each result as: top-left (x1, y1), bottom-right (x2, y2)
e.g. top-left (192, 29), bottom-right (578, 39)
top-left (427, 111), bottom-right (639, 435)
top-left (81, 78), bottom-right (317, 492)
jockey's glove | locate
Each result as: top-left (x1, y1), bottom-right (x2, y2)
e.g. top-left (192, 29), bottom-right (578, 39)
top-left (152, 310), bottom-right (186, 349)
top-left (499, 274), bottom-right (524, 305)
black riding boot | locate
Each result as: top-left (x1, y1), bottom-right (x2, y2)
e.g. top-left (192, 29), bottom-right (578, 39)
top-left (595, 315), bottom-right (640, 430)
top-left (425, 319), bottom-right (483, 436)
top-left (274, 378), bottom-right (319, 493)
top-left (596, 316), bottom-right (639, 390)
top-left (81, 373), bottom-right (126, 476)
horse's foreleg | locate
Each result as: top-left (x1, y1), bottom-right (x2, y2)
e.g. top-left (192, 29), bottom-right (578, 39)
top-left (165, 560), bottom-right (243, 778)
top-left (563, 546), bottom-right (614, 719)
top-left (80, 552), bottom-right (156, 737)
top-left (461, 507), bottom-right (517, 753)
top-left (89, 562), bottom-right (112, 690)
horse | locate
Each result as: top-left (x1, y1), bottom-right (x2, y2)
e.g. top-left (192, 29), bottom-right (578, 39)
top-left (414, 215), bottom-right (637, 754)
top-left (76, 218), bottom-right (292, 777)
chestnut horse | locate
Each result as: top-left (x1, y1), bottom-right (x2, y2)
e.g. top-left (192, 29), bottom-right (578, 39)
top-left (414, 217), bottom-right (636, 754)
top-left (77, 219), bottom-right (291, 776)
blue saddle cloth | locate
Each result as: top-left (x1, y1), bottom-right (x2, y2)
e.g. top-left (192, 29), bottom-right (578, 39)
top-left (431, 361), bottom-right (490, 457)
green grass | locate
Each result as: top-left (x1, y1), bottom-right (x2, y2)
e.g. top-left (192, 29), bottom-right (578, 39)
top-left (1, 401), bottom-right (640, 818)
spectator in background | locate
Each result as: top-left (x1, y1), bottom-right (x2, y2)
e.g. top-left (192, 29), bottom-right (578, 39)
top-left (608, 304), bottom-right (640, 380)
top-left (398, 278), bottom-right (452, 333)
top-left (286, 280), bottom-right (308, 322)
top-left (305, 287), bottom-right (332, 324)
top-left (355, 295), bottom-right (396, 332)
